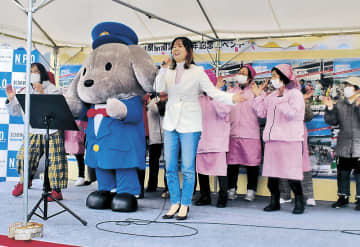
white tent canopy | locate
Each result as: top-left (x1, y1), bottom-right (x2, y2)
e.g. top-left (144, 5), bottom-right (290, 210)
top-left (1, 0), bottom-right (360, 225)
top-left (1, 0), bottom-right (360, 49)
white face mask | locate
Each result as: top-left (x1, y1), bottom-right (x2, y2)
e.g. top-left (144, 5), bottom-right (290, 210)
top-left (344, 86), bottom-right (355, 98)
top-left (31, 73), bottom-right (41, 84)
top-left (271, 79), bottom-right (283, 89)
top-left (236, 75), bottom-right (248, 85)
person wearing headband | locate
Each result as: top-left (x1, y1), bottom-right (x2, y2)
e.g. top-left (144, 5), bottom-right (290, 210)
top-left (195, 78), bottom-right (232, 208)
top-left (252, 64), bottom-right (307, 214)
top-left (226, 64), bottom-right (262, 203)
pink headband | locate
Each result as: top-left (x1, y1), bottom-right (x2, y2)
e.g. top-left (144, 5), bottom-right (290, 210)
top-left (274, 64), bottom-right (300, 90)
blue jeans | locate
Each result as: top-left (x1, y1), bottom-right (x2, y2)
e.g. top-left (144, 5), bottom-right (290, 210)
top-left (164, 130), bottom-right (201, 206)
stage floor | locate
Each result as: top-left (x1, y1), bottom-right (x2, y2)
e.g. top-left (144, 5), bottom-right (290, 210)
top-left (0, 179), bottom-right (359, 247)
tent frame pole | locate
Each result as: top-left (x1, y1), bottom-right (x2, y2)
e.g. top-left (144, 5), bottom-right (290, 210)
top-left (195, 0), bottom-right (219, 39)
top-left (23, 0), bottom-right (34, 225)
top-left (53, 46), bottom-right (58, 83)
top-left (112, 0), bottom-right (217, 41)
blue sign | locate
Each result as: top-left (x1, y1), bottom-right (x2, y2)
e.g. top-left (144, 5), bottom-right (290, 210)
top-left (0, 124), bottom-right (9, 150)
top-left (12, 48), bottom-right (40, 72)
top-left (306, 115), bottom-right (332, 136)
top-left (0, 72), bottom-right (12, 97)
top-left (333, 58), bottom-right (360, 77)
top-left (7, 151), bottom-right (18, 177)
top-left (9, 115), bottom-right (23, 124)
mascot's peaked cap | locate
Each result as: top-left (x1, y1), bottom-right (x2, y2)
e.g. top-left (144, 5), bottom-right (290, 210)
top-left (91, 22), bottom-right (139, 49)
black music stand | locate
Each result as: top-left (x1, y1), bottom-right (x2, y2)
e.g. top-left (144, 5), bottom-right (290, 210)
top-left (16, 94), bottom-right (87, 226)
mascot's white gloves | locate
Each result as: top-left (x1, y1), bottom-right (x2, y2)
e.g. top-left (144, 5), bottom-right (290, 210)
top-left (106, 98), bottom-right (128, 120)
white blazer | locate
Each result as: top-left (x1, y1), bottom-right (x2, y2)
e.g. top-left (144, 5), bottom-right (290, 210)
top-left (154, 64), bottom-right (234, 133)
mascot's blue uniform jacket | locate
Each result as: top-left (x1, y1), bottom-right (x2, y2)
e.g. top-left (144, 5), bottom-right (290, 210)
top-left (84, 96), bottom-right (146, 170)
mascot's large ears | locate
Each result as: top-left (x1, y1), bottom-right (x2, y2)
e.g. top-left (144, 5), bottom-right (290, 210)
top-left (65, 70), bottom-right (84, 117)
top-left (129, 45), bottom-right (157, 92)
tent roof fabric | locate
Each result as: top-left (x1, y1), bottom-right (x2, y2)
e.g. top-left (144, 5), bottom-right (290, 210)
top-left (1, 0), bottom-right (360, 48)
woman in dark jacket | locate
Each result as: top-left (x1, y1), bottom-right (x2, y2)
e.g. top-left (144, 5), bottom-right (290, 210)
top-left (324, 76), bottom-right (360, 210)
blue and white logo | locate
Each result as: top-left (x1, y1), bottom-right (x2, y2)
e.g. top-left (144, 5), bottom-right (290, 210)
top-left (0, 72), bottom-right (12, 97)
top-left (8, 124), bottom-right (23, 151)
top-left (11, 72), bottom-right (26, 91)
top-left (0, 124), bottom-right (9, 150)
top-left (13, 48), bottom-right (39, 72)
top-left (7, 150), bottom-right (18, 178)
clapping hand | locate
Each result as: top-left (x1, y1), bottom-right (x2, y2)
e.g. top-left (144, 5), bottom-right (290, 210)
top-left (354, 93), bottom-right (360, 107)
top-left (232, 93), bottom-right (248, 104)
top-left (251, 79), bottom-right (269, 97)
top-left (6, 84), bottom-right (15, 101)
top-left (323, 96), bottom-right (335, 110)
top-left (216, 76), bottom-right (226, 89)
top-left (304, 90), bottom-right (314, 100)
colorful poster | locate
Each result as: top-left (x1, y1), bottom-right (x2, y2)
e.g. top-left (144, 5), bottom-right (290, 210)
top-left (59, 64), bottom-right (82, 88)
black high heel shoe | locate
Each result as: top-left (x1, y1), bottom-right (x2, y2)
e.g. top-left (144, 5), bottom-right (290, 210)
top-left (162, 205), bottom-right (180, 219)
top-left (175, 206), bottom-right (189, 220)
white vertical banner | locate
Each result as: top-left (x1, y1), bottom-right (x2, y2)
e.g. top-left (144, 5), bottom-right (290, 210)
top-left (0, 47), bottom-right (13, 182)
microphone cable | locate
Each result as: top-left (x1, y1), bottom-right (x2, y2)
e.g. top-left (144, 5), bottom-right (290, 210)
top-left (95, 195), bottom-right (360, 238)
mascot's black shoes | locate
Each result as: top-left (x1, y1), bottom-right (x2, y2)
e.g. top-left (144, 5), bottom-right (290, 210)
top-left (111, 193), bottom-right (138, 212)
top-left (86, 190), bottom-right (115, 209)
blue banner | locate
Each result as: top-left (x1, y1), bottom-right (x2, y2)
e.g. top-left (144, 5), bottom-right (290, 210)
top-left (6, 151), bottom-right (18, 177)
top-left (0, 72), bottom-right (12, 97)
top-left (333, 58), bottom-right (360, 77)
top-left (12, 48), bottom-right (40, 72)
top-left (0, 124), bottom-right (9, 150)
top-left (306, 115), bottom-right (332, 136)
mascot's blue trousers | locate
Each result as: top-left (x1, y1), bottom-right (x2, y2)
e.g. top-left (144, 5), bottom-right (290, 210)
top-left (96, 168), bottom-right (140, 194)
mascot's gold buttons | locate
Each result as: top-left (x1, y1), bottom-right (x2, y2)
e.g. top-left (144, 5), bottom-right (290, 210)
top-left (93, 144), bottom-right (100, 152)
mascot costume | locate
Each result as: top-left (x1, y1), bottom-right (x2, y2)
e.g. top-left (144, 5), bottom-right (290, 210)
top-left (66, 22), bottom-right (157, 212)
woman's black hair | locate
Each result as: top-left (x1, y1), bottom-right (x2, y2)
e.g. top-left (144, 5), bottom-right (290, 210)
top-left (31, 62), bottom-right (49, 84)
top-left (170, 37), bottom-right (195, 70)
top-left (246, 68), bottom-right (253, 80)
top-left (240, 66), bottom-right (253, 80)
top-left (271, 67), bottom-right (290, 85)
